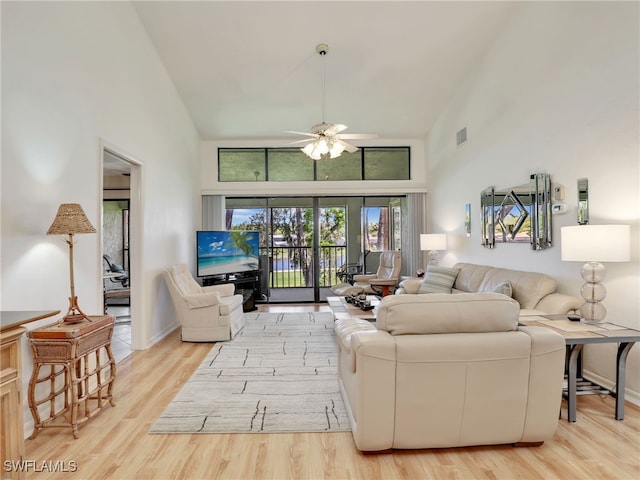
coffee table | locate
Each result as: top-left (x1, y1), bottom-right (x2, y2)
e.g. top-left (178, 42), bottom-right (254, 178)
top-left (326, 295), bottom-right (379, 321)
top-left (519, 315), bottom-right (640, 422)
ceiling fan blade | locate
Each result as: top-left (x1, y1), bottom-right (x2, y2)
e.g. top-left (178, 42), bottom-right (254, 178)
top-left (323, 123), bottom-right (347, 136)
top-left (336, 133), bottom-right (378, 140)
top-left (284, 138), bottom-right (314, 146)
top-left (284, 130), bottom-right (318, 137)
top-left (336, 139), bottom-right (359, 153)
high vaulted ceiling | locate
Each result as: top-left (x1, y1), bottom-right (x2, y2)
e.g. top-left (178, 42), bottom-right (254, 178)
top-left (133, 1), bottom-right (517, 142)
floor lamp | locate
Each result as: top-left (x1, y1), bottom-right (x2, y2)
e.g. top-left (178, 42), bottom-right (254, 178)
top-left (561, 224), bottom-right (631, 324)
top-left (48, 203), bottom-right (97, 323)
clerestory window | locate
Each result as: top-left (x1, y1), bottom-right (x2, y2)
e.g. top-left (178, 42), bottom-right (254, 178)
top-left (218, 147), bottom-right (410, 182)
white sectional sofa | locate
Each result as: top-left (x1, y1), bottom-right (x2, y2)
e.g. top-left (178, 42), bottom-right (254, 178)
top-left (396, 262), bottom-right (583, 315)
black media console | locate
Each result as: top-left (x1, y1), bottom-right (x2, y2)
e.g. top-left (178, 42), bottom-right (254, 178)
top-left (201, 270), bottom-right (262, 312)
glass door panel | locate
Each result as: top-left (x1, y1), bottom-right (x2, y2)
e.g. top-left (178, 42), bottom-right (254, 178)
top-left (266, 197), bottom-right (314, 302)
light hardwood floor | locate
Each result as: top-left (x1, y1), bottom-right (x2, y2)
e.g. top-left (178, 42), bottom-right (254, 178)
top-left (24, 305), bottom-right (640, 480)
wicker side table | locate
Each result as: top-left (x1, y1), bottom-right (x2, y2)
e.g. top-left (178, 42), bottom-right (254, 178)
top-left (27, 315), bottom-right (116, 439)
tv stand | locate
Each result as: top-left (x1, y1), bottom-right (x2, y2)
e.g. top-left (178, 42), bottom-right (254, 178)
top-left (202, 271), bottom-right (261, 312)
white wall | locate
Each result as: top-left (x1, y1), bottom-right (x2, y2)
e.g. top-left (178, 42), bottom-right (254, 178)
top-left (1, 1), bottom-right (200, 433)
top-left (426, 2), bottom-right (639, 402)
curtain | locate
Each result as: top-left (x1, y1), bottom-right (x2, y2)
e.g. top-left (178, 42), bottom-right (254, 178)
top-left (403, 193), bottom-right (426, 276)
top-left (202, 195), bottom-right (225, 230)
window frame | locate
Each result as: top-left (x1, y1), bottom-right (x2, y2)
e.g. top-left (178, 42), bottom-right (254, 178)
top-left (218, 146), bottom-right (411, 182)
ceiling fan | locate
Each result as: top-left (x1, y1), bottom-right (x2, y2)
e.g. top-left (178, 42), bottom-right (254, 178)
top-left (286, 44), bottom-right (377, 160)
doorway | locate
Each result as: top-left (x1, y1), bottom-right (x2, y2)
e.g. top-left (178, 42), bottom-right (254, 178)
top-left (102, 147), bottom-right (140, 362)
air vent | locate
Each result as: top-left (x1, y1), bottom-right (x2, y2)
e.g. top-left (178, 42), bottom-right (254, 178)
top-left (456, 127), bottom-right (467, 146)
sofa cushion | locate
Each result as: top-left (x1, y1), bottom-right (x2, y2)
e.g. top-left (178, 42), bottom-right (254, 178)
top-left (418, 266), bottom-right (460, 294)
top-left (452, 263), bottom-right (493, 293)
top-left (376, 293), bottom-right (520, 335)
top-left (492, 280), bottom-right (513, 297)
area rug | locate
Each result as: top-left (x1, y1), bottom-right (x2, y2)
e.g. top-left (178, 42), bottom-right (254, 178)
top-left (149, 311), bottom-right (351, 434)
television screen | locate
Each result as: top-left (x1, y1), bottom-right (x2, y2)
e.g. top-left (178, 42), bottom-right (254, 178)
top-left (196, 230), bottom-right (260, 277)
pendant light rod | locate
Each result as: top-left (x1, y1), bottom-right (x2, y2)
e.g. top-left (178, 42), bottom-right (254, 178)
top-left (316, 43), bottom-right (329, 124)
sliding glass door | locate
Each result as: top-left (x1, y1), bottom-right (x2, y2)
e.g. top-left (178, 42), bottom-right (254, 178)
top-left (223, 195), bottom-right (404, 303)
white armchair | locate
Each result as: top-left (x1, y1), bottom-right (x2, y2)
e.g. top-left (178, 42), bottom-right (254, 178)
top-left (331, 250), bottom-right (402, 297)
top-left (164, 264), bottom-right (244, 342)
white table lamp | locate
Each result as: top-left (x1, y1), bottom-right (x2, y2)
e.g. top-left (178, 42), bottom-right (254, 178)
top-left (420, 233), bottom-right (447, 267)
top-left (561, 224), bottom-right (631, 324)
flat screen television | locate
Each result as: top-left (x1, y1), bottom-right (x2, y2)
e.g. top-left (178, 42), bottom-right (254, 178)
top-left (196, 230), bottom-right (260, 278)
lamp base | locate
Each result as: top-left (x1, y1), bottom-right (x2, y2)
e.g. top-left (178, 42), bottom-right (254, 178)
top-left (579, 261), bottom-right (607, 324)
top-left (427, 251), bottom-right (439, 267)
top-left (62, 296), bottom-right (92, 324)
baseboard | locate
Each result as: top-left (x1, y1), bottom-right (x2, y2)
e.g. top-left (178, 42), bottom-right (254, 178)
top-left (583, 369), bottom-right (640, 407)
top-left (149, 323), bottom-right (179, 348)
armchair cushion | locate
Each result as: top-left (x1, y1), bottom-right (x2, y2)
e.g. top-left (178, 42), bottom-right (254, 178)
top-left (202, 283), bottom-right (235, 297)
top-left (352, 273), bottom-right (377, 283)
top-left (418, 266), bottom-right (460, 294)
top-left (183, 291), bottom-right (221, 309)
top-left (168, 265), bottom-right (202, 296)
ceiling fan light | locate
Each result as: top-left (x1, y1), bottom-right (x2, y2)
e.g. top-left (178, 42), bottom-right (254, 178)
top-left (317, 138), bottom-right (329, 155)
top-left (329, 141), bottom-right (345, 158)
top-left (302, 143), bottom-right (315, 156)
top-left (301, 141), bottom-right (323, 160)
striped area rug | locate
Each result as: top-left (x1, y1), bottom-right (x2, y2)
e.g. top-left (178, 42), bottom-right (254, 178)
top-left (149, 311), bottom-right (351, 434)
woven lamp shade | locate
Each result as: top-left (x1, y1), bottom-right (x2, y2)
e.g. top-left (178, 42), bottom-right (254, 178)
top-left (47, 203), bottom-right (96, 235)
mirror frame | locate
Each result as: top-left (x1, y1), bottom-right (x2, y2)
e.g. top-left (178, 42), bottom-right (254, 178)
top-left (481, 187), bottom-right (495, 248)
top-left (480, 173), bottom-right (552, 250)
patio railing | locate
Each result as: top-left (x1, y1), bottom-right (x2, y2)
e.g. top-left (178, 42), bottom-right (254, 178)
top-left (262, 245), bottom-right (346, 288)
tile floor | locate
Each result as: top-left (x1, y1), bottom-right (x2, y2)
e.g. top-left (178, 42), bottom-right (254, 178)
top-left (108, 305), bottom-right (132, 363)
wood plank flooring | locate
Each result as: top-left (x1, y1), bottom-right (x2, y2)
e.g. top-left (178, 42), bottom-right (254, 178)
top-left (24, 305), bottom-right (640, 480)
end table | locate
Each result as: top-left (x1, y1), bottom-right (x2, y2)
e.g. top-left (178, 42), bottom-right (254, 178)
top-left (27, 315), bottom-right (116, 439)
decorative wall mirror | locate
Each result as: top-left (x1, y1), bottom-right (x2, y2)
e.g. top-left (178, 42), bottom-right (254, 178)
top-left (481, 187), bottom-right (495, 248)
top-left (480, 173), bottom-right (552, 250)
top-left (577, 177), bottom-right (589, 225)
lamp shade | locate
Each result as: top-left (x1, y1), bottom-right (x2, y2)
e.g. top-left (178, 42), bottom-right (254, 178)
top-left (561, 225), bottom-right (630, 262)
top-left (47, 203), bottom-right (96, 235)
top-left (420, 233), bottom-right (447, 251)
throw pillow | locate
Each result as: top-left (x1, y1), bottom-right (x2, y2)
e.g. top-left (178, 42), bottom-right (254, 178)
top-left (418, 266), bottom-right (460, 294)
top-left (493, 280), bottom-right (513, 297)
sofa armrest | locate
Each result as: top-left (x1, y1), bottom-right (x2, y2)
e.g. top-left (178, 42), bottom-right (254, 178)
top-left (517, 326), bottom-right (565, 442)
top-left (334, 318), bottom-right (377, 372)
top-left (183, 291), bottom-right (221, 309)
top-left (348, 330), bottom-right (397, 451)
top-left (535, 292), bottom-right (583, 314)
top-left (396, 278), bottom-right (423, 294)
top-left (202, 283), bottom-right (236, 297)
